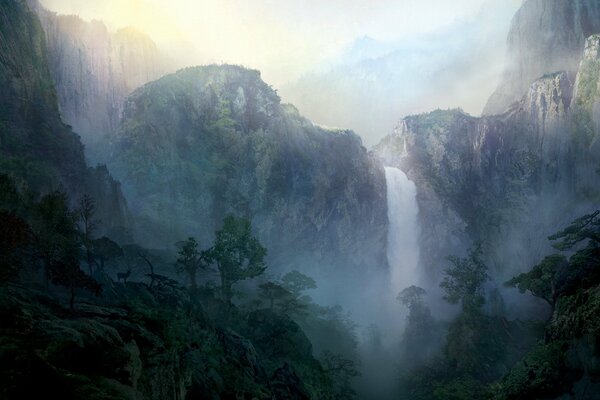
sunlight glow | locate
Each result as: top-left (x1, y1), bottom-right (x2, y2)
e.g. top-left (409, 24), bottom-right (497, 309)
top-left (39, 0), bottom-right (520, 86)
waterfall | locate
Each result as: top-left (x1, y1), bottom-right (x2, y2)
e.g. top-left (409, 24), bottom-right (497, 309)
top-left (384, 167), bottom-right (421, 297)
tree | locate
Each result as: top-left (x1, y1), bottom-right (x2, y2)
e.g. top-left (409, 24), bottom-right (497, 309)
top-left (281, 270), bottom-right (317, 296)
top-left (322, 350), bottom-right (360, 400)
top-left (30, 192), bottom-right (79, 287)
top-left (548, 210), bottom-right (600, 250)
top-left (397, 285), bottom-right (427, 310)
top-left (505, 254), bottom-right (567, 307)
top-left (174, 237), bottom-right (207, 289)
top-left (258, 281), bottom-right (291, 309)
top-left (0, 174), bottom-right (22, 212)
top-left (91, 236), bottom-right (123, 271)
top-left (0, 211), bottom-right (29, 284)
top-left (440, 245), bottom-right (489, 313)
top-left (206, 215), bottom-right (267, 303)
top-left (78, 195), bottom-right (98, 276)
top-left (50, 252), bottom-right (102, 310)
top-left (398, 285), bottom-right (436, 366)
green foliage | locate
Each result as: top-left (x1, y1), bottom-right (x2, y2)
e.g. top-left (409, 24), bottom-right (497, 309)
top-left (505, 254), bottom-right (567, 306)
top-left (281, 270), bottom-right (317, 296)
top-left (174, 237), bottom-right (208, 289)
top-left (398, 285), bottom-right (427, 309)
top-left (321, 350), bottom-right (360, 400)
top-left (78, 194), bottom-right (98, 275)
top-left (0, 173), bottom-right (24, 212)
top-left (206, 215), bottom-right (266, 303)
top-left (432, 376), bottom-right (489, 400)
top-left (258, 281), bottom-right (290, 308)
top-left (491, 342), bottom-right (568, 400)
top-left (91, 237), bottom-right (123, 271)
top-left (0, 210), bottom-right (29, 284)
top-left (50, 253), bottom-right (102, 310)
top-left (398, 286), bottom-right (438, 367)
top-left (441, 245), bottom-right (489, 313)
top-left (444, 314), bottom-right (510, 379)
top-left (548, 210), bottom-right (600, 250)
top-left (29, 192), bottom-right (79, 284)
top-left (258, 281), bottom-right (307, 316)
top-left (548, 287), bottom-right (600, 340)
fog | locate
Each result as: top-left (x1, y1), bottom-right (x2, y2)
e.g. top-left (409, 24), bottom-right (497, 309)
top-left (41, 0), bottom-right (520, 145)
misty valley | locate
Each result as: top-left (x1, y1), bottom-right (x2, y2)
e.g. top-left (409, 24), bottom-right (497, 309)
top-left (1, 0), bottom-right (600, 399)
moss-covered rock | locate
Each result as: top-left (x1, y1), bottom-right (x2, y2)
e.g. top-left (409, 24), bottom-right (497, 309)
top-left (108, 65), bottom-right (388, 278)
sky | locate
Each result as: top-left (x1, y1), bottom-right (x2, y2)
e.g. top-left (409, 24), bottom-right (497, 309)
top-left (39, 0), bottom-right (522, 143)
top-left (39, 0), bottom-right (520, 85)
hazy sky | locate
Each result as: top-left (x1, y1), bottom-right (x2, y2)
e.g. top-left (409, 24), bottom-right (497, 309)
top-left (39, 0), bottom-right (522, 143)
top-left (39, 0), bottom-right (520, 86)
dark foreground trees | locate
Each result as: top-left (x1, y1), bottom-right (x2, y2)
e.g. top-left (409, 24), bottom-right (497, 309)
top-left (206, 215), bottom-right (267, 303)
top-left (175, 237), bottom-right (207, 289)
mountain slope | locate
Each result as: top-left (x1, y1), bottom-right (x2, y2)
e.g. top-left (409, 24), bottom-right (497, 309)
top-left (108, 65), bottom-right (388, 280)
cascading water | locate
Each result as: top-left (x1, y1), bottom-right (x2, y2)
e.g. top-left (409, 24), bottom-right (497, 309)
top-left (357, 166), bottom-right (422, 397)
top-left (384, 167), bottom-right (421, 300)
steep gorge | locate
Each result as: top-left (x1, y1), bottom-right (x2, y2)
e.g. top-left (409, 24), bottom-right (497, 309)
top-left (0, 0), bottom-right (130, 235)
top-left (33, 2), bottom-right (168, 162)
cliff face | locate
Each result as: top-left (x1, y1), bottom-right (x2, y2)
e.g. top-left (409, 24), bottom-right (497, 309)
top-left (484, 0), bottom-right (600, 115)
top-left (374, 36), bottom-right (600, 287)
top-left (108, 65), bottom-right (388, 276)
top-left (0, 0), bottom-right (130, 235)
top-left (34, 5), bottom-right (167, 161)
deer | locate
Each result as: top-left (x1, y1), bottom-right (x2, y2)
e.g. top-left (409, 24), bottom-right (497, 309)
top-left (117, 269), bottom-right (132, 283)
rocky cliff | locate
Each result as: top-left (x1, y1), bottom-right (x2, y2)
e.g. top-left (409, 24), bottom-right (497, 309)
top-left (33, 3), bottom-right (168, 162)
top-left (0, 0), bottom-right (130, 235)
top-left (484, 0), bottom-right (600, 115)
top-left (108, 65), bottom-right (388, 279)
top-left (375, 35), bottom-right (600, 292)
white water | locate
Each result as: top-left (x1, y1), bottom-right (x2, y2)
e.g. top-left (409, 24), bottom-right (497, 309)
top-left (355, 166), bottom-right (421, 395)
top-left (384, 167), bottom-right (421, 302)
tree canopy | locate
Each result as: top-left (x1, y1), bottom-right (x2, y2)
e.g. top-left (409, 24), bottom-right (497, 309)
top-left (206, 215), bottom-right (267, 303)
top-left (440, 245), bottom-right (489, 313)
top-left (505, 254), bottom-right (567, 307)
top-left (175, 237), bottom-right (207, 289)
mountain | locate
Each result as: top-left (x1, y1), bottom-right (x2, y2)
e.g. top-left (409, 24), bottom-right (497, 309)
top-left (33, 3), bottom-right (168, 162)
top-left (375, 34), bottom-right (600, 287)
top-left (108, 65), bottom-right (388, 283)
top-left (373, 2), bottom-right (600, 395)
top-left (484, 0), bottom-right (600, 115)
top-left (280, 0), bottom-right (518, 145)
top-left (0, 0), bottom-right (130, 236)
top-left (0, 4), bottom-right (359, 399)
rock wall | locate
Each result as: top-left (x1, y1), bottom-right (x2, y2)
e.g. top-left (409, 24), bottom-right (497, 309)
top-left (484, 0), bottom-right (600, 115)
top-left (108, 65), bottom-right (389, 278)
top-left (374, 37), bottom-right (600, 293)
top-left (0, 0), bottom-right (130, 236)
top-left (33, 3), bottom-right (168, 162)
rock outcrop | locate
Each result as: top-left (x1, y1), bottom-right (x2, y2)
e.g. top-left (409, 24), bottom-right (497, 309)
top-left (0, 282), bottom-right (333, 399)
top-left (374, 36), bottom-right (600, 287)
top-left (0, 0), bottom-right (130, 235)
top-left (33, 3), bottom-right (168, 162)
top-left (108, 65), bottom-right (388, 277)
top-left (484, 0), bottom-right (600, 115)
